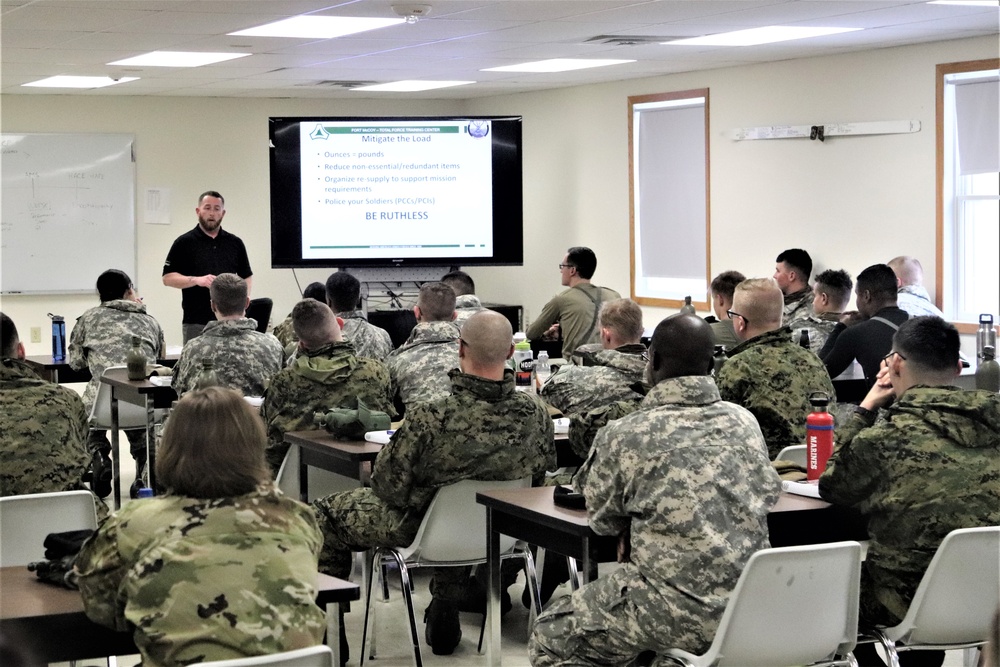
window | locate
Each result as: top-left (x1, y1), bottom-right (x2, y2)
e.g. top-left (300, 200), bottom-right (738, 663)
top-left (629, 89), bottom-right (710, 309)
top-left (937, 60), bottom-right (1000, 326)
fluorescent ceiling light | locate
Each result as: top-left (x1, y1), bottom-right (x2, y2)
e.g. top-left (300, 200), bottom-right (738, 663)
top-left (22, 75), bottom-right (138, 89)
top-left (229, 16), bottom-right (404, 39)
top-left (351, 80), bottom-right (474, 92)
top-left (483, 58), bottom-right (634, 73)
top-left (928, 1), bottom-right (998, 6)
top-left (664, 26), bottom-right (861, 46)
top-left (109, 51), bottom-right (250, 67)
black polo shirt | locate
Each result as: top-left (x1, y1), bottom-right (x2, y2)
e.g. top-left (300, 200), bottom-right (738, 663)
top-left (162, 226), bottom-right (252, 325)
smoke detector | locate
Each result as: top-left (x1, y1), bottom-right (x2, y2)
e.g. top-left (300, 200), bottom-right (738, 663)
top-left (392, 3), bottom-right (432, 23)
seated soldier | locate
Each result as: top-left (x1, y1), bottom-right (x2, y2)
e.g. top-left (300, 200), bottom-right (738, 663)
top-left (887, 256), bottom-right (945, 319)
top-left (385, 282), bottom-right (461, 412)
top-left (820, 316), bottom-right (1000, 667)
top-left (773, 248), bottom-right (815, 323)
top-left (530, 314), bottom-right (781, 666)
top-left (271, 281), bottom-right (326, 349)
top-left (312, 311), bottom-right (555, 655)
top-left (540, 298), bottom-right (647, 415)
top-left (172, 273), bottom-right (284, 396)
top-left (1, 312), bottom-right (92, 498)
top-left (788, 268), bottom-right (852, 354)
top-left (708, 270), bottom-right (745, 351)
top-left (820, 264), bottom-right (909, 385)
top-left (441, 270), bottom-right (486, 325)
top-left (260, 299), bottom-right (394, 474)
top-left (716, 278), bottom-right (835, 459)
top-left (325, 272), bottom-right (393, 361)
top-left (69, 269), bottom-right (165, 496)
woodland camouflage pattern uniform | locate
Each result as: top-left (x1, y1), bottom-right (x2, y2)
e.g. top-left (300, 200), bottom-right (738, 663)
top-left (385, 320), bottom-right (461, 410)
top-left (530, 375), bottom-right (781, 666)
top-left (76, 485), bottom-right (325, 667)
top-left (271, 314), bottom-right (296, 348)
top-left (172, 318), bottom-right (284, 396)
top-left (337, 310), bottom-right (394, 361)
top-left (0, 357), bottom-right (91, 496)
top-left (820, 386), bottom-right (1000, 625)
top-left (567, 396), bottom-right (644, 460)
top-left (69, 299), bottom-right (165, 411)
top-left (716, 326), bottom-right (836, 459)
top-left (540, 344), bottom-right (647, 415)
top-left (453, 294), bottom-right (486, 326)
top-left (260, 341), bottom-right (394, 473)
top-left (312, 368), bottom-right (555, 602)
top-left (787, 311), bottom-right (841, 355)
top-left (782, 287), bottom-right (814, 324)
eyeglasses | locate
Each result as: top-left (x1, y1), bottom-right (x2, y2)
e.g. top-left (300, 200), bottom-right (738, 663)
top-left (727, 310), bottom-right (749, 326)
top-left (558, 264), bottom-right (575, 270)
top-left (882, 350), bottom-right (906, 365)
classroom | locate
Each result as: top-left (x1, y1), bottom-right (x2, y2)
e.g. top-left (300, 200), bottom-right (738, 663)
top-left (1, 2), bottom-right (998, 666)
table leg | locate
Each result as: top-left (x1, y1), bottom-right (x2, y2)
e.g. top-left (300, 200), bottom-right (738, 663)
top-left (581, 535), bottom-right (592, 586)
top-left (299, 447), bottom-right (309, 503)
top-left (145, 396), bottom-right (157, 493)
top-left (110, 390), bottom-right (122, 510)
top-left (487, 507), bottom-right (502, 667)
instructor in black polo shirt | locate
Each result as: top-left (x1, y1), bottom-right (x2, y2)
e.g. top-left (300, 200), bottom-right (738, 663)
top-left (162, 191), bottom-right (253, 342)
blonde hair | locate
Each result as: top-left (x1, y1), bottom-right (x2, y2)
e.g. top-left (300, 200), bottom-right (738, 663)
top-left (156, 387), bottom-right (270, 498)
top-left (733, 278), bottom-right (783, 328)
top-left (599, 299), bottom-right (644, 343)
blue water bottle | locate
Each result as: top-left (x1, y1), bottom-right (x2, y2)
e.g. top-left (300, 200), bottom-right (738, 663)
top-left (48, 313), bottom-right (66, 361)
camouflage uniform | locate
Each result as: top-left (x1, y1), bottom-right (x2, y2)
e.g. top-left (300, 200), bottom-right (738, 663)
top-left (782, 286), bottom-right (814, 324)
top-left (171, 318), bottom-right (284, 396)
top-left (895, 285), bottom-right (945, 319)
top-left (716, 326), bottom-right (836, 459)
top-left (0, 358), bottom-right (92, 496)
top-left (819, 387), bottom-right (1000, 626)
top-left (567, 396), bottom-right (645, 460)
top-left (454, 294), bottom-right (486, 326)
top-left (540, 344), bottom-right (647, 415)
top-left (76, 485), bottom-right (326, 667)
top-left (384, 320), bottom-right (461, 410)
top-left (271, 313), bottom-right (296, 348)
top-left (69, 299), bottom-right (165, 411)
top-left (526, 284), bottom-right (622, 359)
top-left (337, 310), bottom-right (394, 361)
top-left (530, 375), bottom-right (781, 666)
top-left (260, 341), bottom-right (394, 473)
top-left (786, 311), bottom-right (840, 355)
top-left (312, 368), bottom-right (555, 601)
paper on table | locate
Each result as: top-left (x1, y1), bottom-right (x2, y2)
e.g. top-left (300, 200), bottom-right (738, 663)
top-left (364, 430), bottom-right (395, 444)
top-left (148, 376), bottom-right (172, 387)
top-left (781, 479), bottom-right (822, 499)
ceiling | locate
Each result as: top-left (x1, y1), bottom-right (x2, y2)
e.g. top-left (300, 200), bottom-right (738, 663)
top-left (1, 0), bottom-right (997, 99)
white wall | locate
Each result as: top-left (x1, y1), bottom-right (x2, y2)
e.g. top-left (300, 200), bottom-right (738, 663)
top-left (1, 35), bottom-right (995, 355)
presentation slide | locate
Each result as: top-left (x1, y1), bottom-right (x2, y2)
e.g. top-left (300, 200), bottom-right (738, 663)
top-left (299, 120), bottom-right (493, 260)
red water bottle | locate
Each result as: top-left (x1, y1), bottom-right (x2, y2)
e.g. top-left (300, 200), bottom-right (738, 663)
top-left (806, 392), bottom-right (834, 481)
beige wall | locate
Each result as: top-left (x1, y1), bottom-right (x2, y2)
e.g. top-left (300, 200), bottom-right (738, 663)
top-left (1, 35), bottom-right (995, 354)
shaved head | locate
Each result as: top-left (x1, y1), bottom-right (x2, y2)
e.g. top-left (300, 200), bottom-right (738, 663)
top-left (292, 299), bottom-right (343, 349)
top-left (649, 314), bottom-right (715, 383)
top-left (460, 310), bottom-right (513, 367)
top-left (887, 256), bottom-right (923, 287)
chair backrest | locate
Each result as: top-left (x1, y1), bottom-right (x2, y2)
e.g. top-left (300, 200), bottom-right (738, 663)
top-left (704, 541), bottom-right (862, 666)
top-left (246, 298), bottom-right (274, 334)
top-left (888, 526), bottom-right (1000, 646)
top-left (0, 491), bottom-right (99, 566)
top-left (400, 478), bottom-right (532, 564)
top-left (89, 365), bottom-right (160, 430)
top-left (275, 444), bottom-right (357, 503)
top-left (774, 445), bottom-right (807, 468)
top-left (193, 645), bottom-right (334, 667)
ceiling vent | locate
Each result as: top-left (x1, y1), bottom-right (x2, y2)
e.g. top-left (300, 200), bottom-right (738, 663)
top-left (297, 80), bottom-right (378, 89)
top-left (584, 34), bottom-right (678, 46)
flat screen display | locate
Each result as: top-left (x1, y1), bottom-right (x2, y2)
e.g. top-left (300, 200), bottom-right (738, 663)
top-left (269, 116), bottom-right (523, 268)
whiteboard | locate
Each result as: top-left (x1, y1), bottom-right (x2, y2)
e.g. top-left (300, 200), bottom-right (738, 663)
top-left (1, 133), bottom-right (136, 294)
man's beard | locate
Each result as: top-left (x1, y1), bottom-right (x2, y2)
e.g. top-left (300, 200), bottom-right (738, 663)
top-left (198, 215), bottom-right (221, 233)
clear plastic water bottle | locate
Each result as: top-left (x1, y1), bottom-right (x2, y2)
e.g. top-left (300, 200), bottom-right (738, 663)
top-left (535, 350), bottom-right (551, 391)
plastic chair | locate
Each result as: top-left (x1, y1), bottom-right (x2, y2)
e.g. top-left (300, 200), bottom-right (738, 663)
top-left (192, 645), bottom-right (334, 666)
top-left (0, 490), bottom-right (99, 566)
top-left (275, 442), bottom-right (357, 503)
top-left (775, 444), bottom-right (807, 467)
top-left (360, 478), bottom-right (541, 667)
top-left (859, 526), bottom-right (1000, 667)
top-left (246, 298), bottom-right (274, 334)
top-left (658, 541), bottom-right (863, 667)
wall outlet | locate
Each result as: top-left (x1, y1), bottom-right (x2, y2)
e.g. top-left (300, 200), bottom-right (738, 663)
top-left (30, 326), bottom-right (42, 343)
